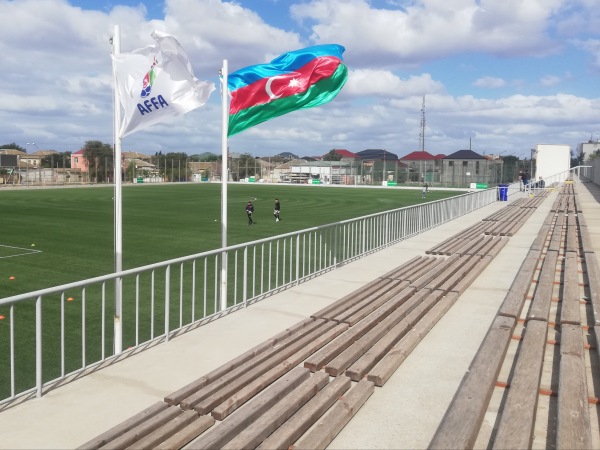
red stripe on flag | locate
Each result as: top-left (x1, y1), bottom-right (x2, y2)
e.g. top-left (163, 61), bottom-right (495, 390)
top-left (229, 56), bottom-right (342, 115)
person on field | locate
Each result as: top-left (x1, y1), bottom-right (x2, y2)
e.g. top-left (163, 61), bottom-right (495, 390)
top-left (274, 198), bottom-right (281, 222)
top-left (422, 185), bottom-right (427, 199)
top-left (246, 201), bottom-right (255, 225)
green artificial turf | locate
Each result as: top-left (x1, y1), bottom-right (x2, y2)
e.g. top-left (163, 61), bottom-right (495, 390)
top-left (0, 183), bottom-right (461, 297)
top-left (0, 183), bottom-right (462, 398)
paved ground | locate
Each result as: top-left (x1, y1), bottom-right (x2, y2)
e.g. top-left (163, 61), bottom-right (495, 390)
top-left (0, 180), bottom-right (598, 449)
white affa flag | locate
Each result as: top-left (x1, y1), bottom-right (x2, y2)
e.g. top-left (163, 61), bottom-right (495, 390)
top-left (112, 31), bottom-right (215, 137)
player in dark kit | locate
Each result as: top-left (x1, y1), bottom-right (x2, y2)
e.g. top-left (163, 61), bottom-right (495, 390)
top-left (274, 198), bottom-right (281, 222)
top-left (246, 201), bottom-right (255, 225)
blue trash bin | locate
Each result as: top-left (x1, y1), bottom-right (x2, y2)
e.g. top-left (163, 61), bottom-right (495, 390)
top-left (498, 184), bottom-right (509, 201)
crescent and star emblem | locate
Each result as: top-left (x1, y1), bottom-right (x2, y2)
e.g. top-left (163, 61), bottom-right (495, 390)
top-left (265, 77), bottom-right (282, 100)
top-left (265, 76), bottom-right (302, 100)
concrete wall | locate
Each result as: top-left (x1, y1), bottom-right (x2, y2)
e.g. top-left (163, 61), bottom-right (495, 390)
top-left (588, 158), bottom-right (600, 186)
top-left (535, 144), bottom-right (571, 181)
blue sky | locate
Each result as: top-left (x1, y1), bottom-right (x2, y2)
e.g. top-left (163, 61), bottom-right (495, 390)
top-left (2, 0), bottom-right (600, 158)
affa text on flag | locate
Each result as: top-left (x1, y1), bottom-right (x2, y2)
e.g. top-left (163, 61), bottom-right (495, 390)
top-left (111, 30), bottom-right (215, 137)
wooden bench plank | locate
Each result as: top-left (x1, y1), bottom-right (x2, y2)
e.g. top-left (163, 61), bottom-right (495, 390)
top-left (455, 235), bottom-right (487, 255)
top-left (311, 277), bottom-right (400, 321)
top-left (335, 280), bottom-right (410, 326)
top-left (185, 366), bottom-right (310, 450)
top-left (429, 315), bottom-right (516, 450)
top-left (257, 375), bottom-right (351, 450)
top-left (547, 214), bottom-right (564, 253)
top-left (497, 250), bottom-right (540, 319)
top-left (210, 323), bottom-right (347, 420)
top-left (492, 320), bottom-right (548, 450)
top-left (423, 255), bottom-right (470, 291)
top-left (435, 256), bottom-right (480, 293)
top-left (557, 324), bottom-right (592, 449)
top-left (425, 223), bottom-right (487, 255)
top-left (345, 289), bottom-right (445, 381)
top-left (566, 213), bottom-right (578, 254)
top-left (579, 215), bottom-right (595, 255)
top-left (290, 379), bottom-right (374, 450)
top-left (409, 256), bottom-right (458, 290)
top-left (189, 321), bottom-right (338, 415)
top-left (367, 292), bottom-right (460, 387)
top-left (155, 415), bottom-right (215, 450)
top-left (325, 288), bottom-right (436, 377)
top-left (561, 252), bottom-right (581, 325)
top-left (585, 253), bottom-right (600, 325)
top-left (530, 223), bottom-right (550, 252)
top-left (125, 409), bottom-right (199, 450)
top-left (303, 287), bottom-right (416, 372)
top-left (77, 401), bottom-right (169, 449)
top-left (311, 256), bottom-right (430, 322)
top-left (165, 317), bottom-right (317, 405)
top-left (471, 236), bottom-right (501, 257)
top-left (483, 236), bottom-right (508, 258)
top-left (98, 406), bottom-right (183, 450)
top-left (221, 371), bottom-right (330, 450)
top-left (449, 252), bottom-right (494, 296)
top-left (178, 318), bottom-right (328, 410)
top-left (527, 250), bottom-right (559, 322)
top-left (381, 255), bottom-right (432, 280)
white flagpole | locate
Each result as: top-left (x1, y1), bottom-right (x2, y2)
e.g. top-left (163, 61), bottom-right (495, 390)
top-left (220, 60), bottom-right (229, 312)
top-left (112, 25), bottom-right (123, 354)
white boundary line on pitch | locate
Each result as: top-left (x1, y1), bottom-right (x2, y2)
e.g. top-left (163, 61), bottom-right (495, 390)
top-left (0, 244), bottom-right (43, 259)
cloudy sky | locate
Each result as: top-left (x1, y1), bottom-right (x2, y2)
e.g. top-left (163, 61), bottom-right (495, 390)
top-left (2, 0), bottom-right (600, 159)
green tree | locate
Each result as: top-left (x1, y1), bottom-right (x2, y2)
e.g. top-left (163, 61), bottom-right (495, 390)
top-left (83, 140), bottom-right (114, 183)
top-left (323, 149), bottom-right (342, 161)
top-left (0, 143), bottom-right (26, 152)
top-left (234, 153), bottom-right (258, 180)
top-left (501, 155), bottom-right (519, 182)
top-left (153, 152), bottom-right (190, 182)
top-left (41, 152), bottom-right (71, 169)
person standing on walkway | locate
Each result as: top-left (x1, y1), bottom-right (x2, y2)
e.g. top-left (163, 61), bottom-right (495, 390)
top-left (518, 170), bottom-right (524, 191)
top-left (274, 198), bottom-right (281, 222)
top-left (246, 201), bottom-right (255, 225)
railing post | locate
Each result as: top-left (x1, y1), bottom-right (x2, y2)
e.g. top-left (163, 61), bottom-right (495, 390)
top-left (165, 265), bottom-right (170, 342)
top-left (243, 247), bottom-right (248, 306)
top-left (296, 234), bottom-right (301, 284)
top-left (333, 224), bottom-right (338, 267)
top-left (35, 295), bottom-right (42, 398)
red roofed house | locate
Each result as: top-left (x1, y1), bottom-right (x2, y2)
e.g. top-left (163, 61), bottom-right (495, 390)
top-left (330, 149), bottom-right (359, 162)
top-left (399, 150), bottom-right (445, 184)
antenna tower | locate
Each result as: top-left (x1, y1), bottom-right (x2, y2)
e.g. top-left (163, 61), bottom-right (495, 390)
top-left (418, 96), bottom-right (426, 152)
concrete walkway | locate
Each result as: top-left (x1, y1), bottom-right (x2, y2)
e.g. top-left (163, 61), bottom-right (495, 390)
top-left (0, 180), bottom-right (598, 449)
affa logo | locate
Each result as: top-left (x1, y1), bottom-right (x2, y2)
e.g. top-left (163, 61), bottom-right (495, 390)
top-left (137, 56), bottom-right (169, 115)
top-left (140, 57), bottom-right (157, 98)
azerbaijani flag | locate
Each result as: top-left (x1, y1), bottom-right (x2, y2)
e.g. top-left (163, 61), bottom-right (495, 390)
top-left (228, 44), bottom-right (348, 136)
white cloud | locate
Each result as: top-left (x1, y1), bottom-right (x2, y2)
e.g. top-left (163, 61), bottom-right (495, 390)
top-left (345, 70), bottom-right (445, 97)
top-left (540, 75), bottom-right (561, 87)
top-left (0, 0), bottom-right (598, 159)
top-left (473, 77), bottom-right (507, 88)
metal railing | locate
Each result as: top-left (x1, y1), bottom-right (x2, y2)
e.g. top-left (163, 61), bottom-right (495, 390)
top-left (0, 188), bottom-right (496, 405)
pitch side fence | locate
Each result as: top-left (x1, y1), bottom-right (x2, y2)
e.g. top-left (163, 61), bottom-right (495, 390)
top-left (0, 188), bottom-right (497, 405)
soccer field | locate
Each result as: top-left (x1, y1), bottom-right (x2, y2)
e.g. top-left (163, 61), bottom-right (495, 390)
top-left (0, 182), bottom-right (464, 400)
top-left (0, 183), bottom-right (461, 298)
